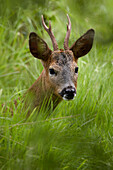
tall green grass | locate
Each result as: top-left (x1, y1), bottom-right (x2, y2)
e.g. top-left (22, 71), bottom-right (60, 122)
top-left (0, 0), bottom-right (113, 169)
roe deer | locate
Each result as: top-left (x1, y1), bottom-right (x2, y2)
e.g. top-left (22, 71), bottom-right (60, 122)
top-left (25, 14), bottom-right (95, 115)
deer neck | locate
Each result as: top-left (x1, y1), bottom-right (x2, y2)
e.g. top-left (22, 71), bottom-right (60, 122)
top-left (25, 70), bottom-right (62, 114)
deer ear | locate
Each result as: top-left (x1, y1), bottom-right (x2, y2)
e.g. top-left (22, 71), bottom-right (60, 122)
top-left (70, 29), bottom-right (95, 58)
top-left (29, 32), bottom-right (52, 61)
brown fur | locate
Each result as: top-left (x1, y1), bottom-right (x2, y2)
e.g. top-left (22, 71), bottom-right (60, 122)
top-left (24, 21), bottom-right (95, 116)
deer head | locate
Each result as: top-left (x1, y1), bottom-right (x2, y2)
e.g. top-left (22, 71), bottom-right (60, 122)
top-left (29, 15), bottom-right (95, 102)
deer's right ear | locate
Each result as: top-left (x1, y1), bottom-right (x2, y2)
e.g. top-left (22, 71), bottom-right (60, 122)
top-left (29, 32), bottom-right (52, 61)
top-left (70, 29), bottom-right (95, 59)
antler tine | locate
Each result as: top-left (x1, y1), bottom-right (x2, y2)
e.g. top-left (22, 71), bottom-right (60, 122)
top-left (64, 14), bottom-right (71, 50)
top-left (41, 15), bottom-right (58, 51)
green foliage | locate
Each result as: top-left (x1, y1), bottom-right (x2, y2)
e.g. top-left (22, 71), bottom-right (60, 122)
top-left (0, 0), bottom-right (113, 169)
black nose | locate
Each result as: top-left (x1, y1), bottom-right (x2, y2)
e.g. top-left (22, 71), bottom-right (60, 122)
top-left (59, 86), bottom-right (76, 100)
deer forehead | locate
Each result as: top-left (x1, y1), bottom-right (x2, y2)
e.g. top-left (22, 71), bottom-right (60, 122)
top-left (49, 50), bottom-right (77, 68)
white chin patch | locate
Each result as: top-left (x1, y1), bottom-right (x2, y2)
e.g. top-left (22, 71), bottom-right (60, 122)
top-left (63, 93), bottom-right (76, 101)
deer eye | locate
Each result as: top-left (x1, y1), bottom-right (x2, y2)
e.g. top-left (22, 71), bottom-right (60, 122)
top-left (49, 68), bottom-right (56, 76)
top-left (75, 67), bottom-right (79, 73)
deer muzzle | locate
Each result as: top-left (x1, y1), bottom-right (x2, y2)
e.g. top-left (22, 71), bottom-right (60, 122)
top-left (59, 86), bottom-right (76, 100)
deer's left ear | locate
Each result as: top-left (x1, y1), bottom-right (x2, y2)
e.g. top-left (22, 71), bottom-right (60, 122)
top-left (29, 32), bottom-right (52, 61)
top-left (70, 29), bottom-right (95, 58)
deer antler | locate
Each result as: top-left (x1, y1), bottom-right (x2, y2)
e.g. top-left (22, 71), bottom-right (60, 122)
top-left (41, 15), bottom-right (58, 51)
top-left (64, 14), bottom-right (71, 50)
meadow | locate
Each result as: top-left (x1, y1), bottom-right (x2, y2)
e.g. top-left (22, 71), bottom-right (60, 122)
top-left (0, 0), bottom-right (113, 169)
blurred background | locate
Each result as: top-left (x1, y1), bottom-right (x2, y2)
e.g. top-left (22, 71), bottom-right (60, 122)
top-left (1, 0), bottom-right (113, 45)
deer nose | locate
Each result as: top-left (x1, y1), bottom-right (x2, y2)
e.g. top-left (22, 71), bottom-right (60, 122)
top-left (59, 86), bottom-right (76, 100)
